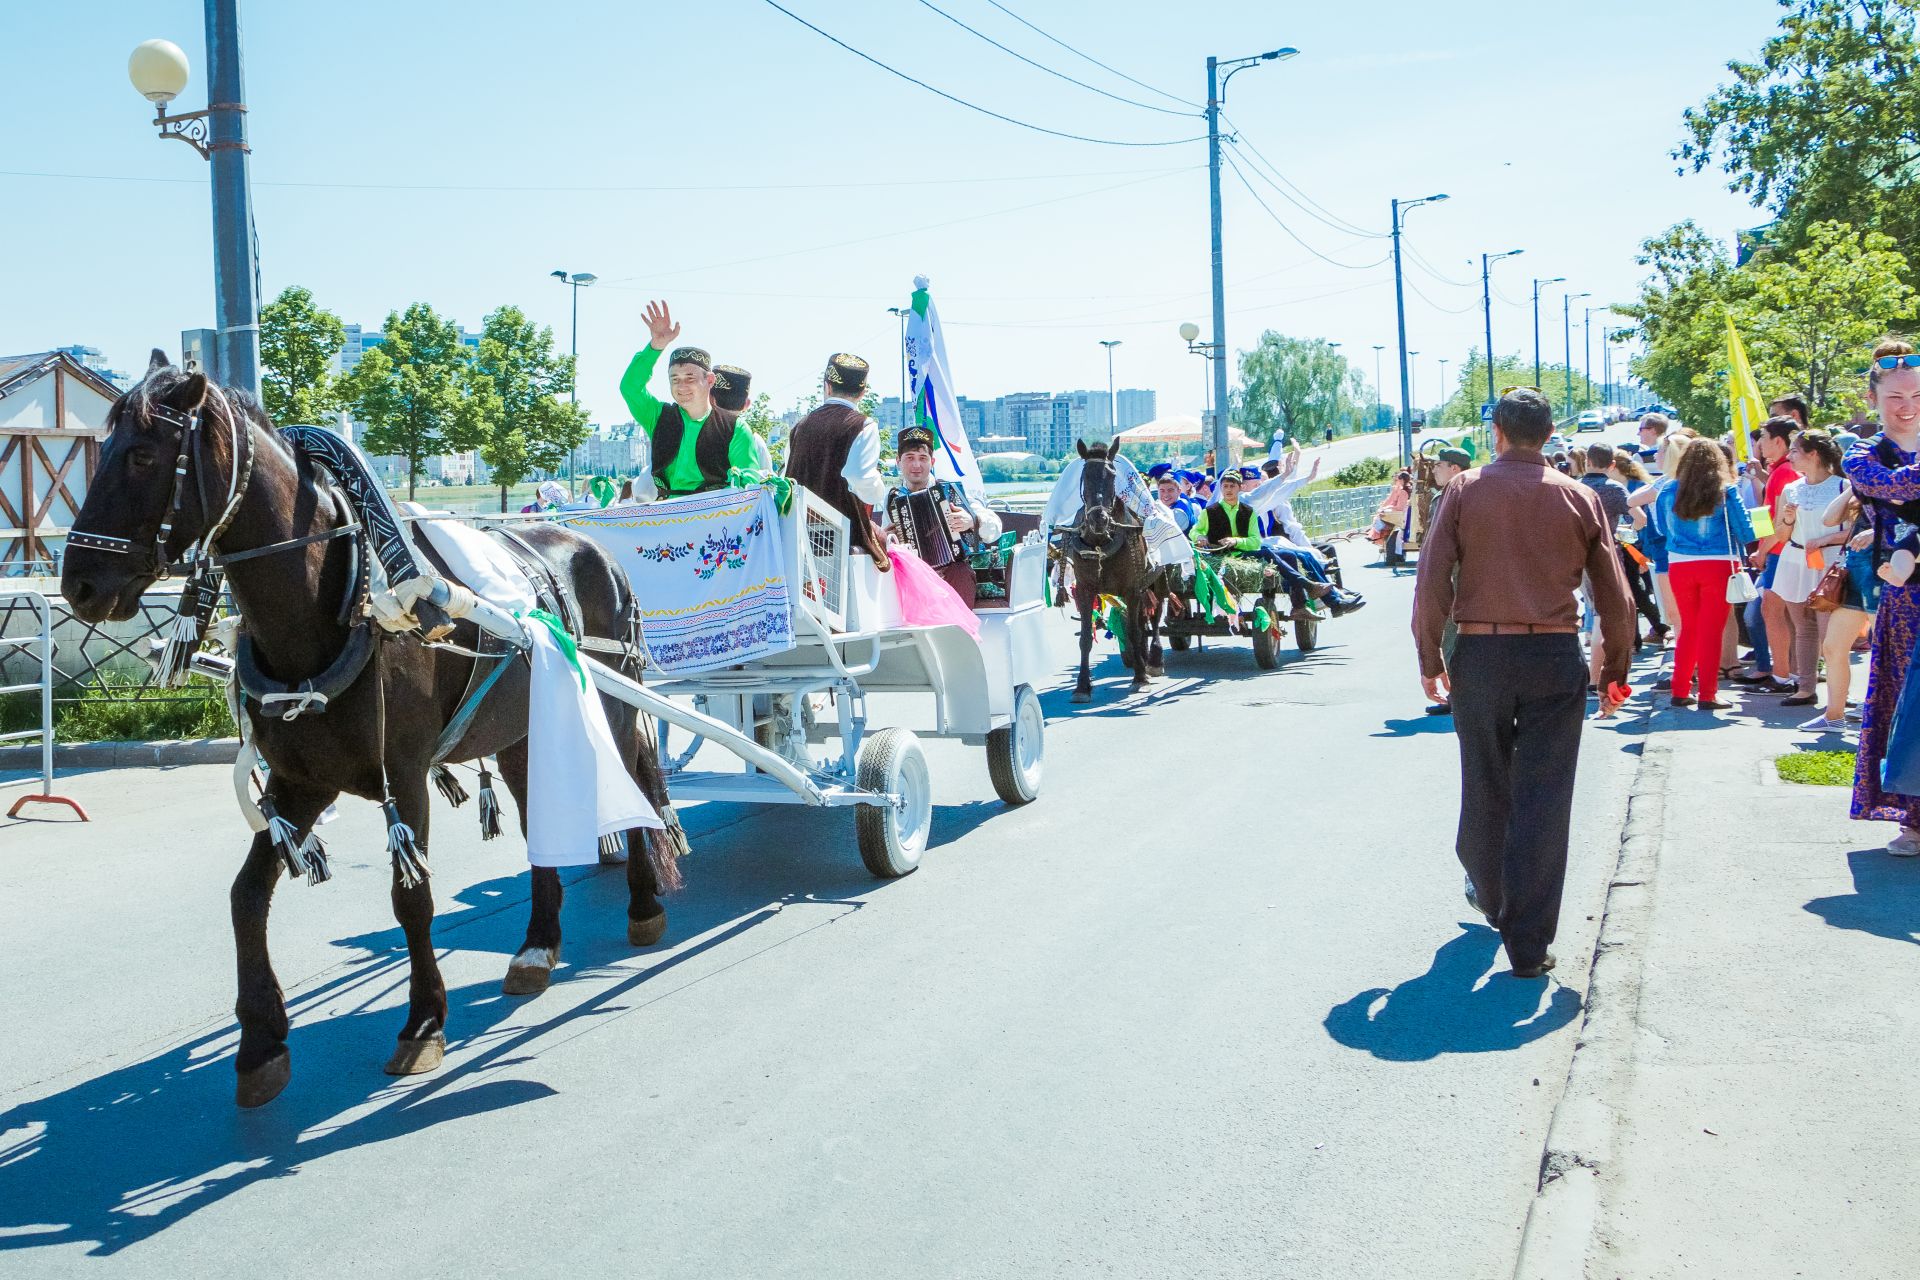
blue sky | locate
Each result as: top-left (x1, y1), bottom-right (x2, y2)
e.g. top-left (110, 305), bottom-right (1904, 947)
top-left (3, 0), bottom-right (1781, 424)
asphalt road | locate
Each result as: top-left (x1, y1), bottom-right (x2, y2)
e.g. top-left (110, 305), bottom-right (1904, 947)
top-left (0, 546), bottom-right (1635, 1279)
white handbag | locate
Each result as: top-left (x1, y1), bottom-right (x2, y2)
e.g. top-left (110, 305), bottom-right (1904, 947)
top-left (1724, 500), bottom-right (1759, 604)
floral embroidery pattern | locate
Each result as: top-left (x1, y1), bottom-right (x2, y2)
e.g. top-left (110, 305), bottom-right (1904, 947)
top-left (634, 538), bottom-right (697, 565)
top-left (694, 515), bottom-right (766, 580)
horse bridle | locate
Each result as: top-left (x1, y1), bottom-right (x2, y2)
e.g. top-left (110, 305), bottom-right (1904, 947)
top-left (67, 388), bottom-right (359, 578)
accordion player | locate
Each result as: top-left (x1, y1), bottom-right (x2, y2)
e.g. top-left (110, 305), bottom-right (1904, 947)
top-left (887, 424), bottom-right (1003, 603)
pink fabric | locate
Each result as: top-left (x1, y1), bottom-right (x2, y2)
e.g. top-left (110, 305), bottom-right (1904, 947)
top-left (887, 548), bottom-right (981, 638)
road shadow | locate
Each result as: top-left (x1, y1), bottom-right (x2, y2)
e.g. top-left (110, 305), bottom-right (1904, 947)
top-left (1804, 848), bottom-right (1920, 947)
top-left (1322, 924), bottom-right (1583, 1061)
top-left (1372, 715), bottom-right (1456, 738)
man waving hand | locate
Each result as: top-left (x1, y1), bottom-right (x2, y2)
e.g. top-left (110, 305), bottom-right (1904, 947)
top-left (618, 300), bottom-right (761, 499)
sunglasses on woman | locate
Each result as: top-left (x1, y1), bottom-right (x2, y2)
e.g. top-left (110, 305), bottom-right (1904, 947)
top-left (1875, 354), bottom-right (1920, 370)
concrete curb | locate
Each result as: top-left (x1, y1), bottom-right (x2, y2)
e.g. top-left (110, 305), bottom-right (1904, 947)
top-left (1510, 707), bottom-right (1671, 1280)
top-left (0, 738), bottom-right (241, 769)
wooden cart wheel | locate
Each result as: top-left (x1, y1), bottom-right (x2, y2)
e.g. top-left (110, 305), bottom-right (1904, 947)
top-left (855, 727), bottom-right (931, 878)
top-left (1168, 632), bottom-right (1192, 652)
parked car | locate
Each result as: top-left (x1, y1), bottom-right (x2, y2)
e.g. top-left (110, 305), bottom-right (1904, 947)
top-left (1575, 409), bottom-right (1607, 432)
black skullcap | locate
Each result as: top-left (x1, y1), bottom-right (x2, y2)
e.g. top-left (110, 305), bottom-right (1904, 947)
top-left (825, 353), bottom-right (870, 394)
top-left (897, 424), bottom-right (936, 453)
top-left (711, 364), bottom-right (752, 411)
top-left (668, 346), bottom-right (712, 371)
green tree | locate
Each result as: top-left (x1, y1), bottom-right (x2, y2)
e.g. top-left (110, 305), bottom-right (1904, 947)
top-left (1679, 0), bottom-right (1920, 276)
top-left (1740, 220), bottom-right (1917, 417)
top-left (1617, 221), bottom-right (1752, 434)
top-left (1233, 333), bottom-right (1359, 444)
top-left (259, 286), bottom-right (345, 425)
top-left (469, 305), bottom-right (588, 511)
top-left (741, 392), bottom-right (785, 468)
top-left (1435, 351), bottom-right (1601, 430)
top-left (341, 303), bottom-right (483, 499)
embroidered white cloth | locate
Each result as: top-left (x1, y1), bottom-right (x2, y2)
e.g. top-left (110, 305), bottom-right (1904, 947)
top-left (523, 621), bottom-right (662, 867)
top-left (404, 508), bottom-right (660, 867)
top-left (562, 486), bottom-right (794, 675)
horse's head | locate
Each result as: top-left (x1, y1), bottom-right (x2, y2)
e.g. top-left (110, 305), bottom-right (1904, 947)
top-left (62, 349), bottom-right (243, 622)
top-left (1075, 439), bottom-right (1119, 542)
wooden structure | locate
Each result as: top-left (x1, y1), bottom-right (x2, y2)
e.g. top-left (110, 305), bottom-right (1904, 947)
top-left (0, 352), bottom-right (116, 574)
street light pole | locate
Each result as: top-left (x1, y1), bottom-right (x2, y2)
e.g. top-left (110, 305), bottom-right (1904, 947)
top-left (1207, 45), bottom-right (1297, 471)
top-left (127, 7), bottom-right (260, 394)
top-left (1583, 306), bottom-right (1598, 407)
top-left (1391, 192), bottom-right (1449, 467)
top-left (887, 306), bottom-right (911, 436)
top-left (1481, 248), bottom-right (1524, 411)
top-left (1563, 291), bottom-right (1590, 415)
top-left (1531, 276), bottom-right (1565, 390)
top-left (1372, 344), bottom-right (1385, 431)
top-left (1409, 351), bottom-right (1420, 415)
top-left (550, 269), bottom-right (597, 483)
top-left (1100, 339), bottom-right (1122, 436)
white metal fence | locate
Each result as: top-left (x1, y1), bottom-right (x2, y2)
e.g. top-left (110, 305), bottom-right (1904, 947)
top-left (1294, 482), bottom-right (1392, 540)
top-left (1, 589), bottom-right (86, 820)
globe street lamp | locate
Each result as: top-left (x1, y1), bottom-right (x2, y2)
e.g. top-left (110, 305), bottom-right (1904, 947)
top-left (1180, 322), bottom-right (1223, 462)
top-left (129, 16), bottom-right (259, 394)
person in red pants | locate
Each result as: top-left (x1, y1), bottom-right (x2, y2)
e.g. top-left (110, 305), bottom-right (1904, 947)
top-left (1653, 438), bottom-right (1761, 709)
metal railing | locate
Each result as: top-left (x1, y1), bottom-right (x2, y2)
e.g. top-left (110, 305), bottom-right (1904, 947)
top-left (0, 589), bottom-right (86, 819)
top-left (1295, 482), bottom-right (1393, 539)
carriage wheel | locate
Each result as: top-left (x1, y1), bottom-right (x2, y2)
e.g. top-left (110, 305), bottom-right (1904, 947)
top-left (1293, 611), bottom-right (1320, 655)
top-left (1252, 618), bottom-right (1282, 669)
top-left (986, 685), bottom-right (1045, 806)
top-left (855, 728), bottom-right (932, 878)
top-left (1168, 632), bottom-right (1192, 652)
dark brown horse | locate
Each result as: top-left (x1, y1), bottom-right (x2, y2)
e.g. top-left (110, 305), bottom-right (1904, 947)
top-left (1054, 441), bottom-right (1163, 703)
top-left (61, 353), bottom-right (685, 1108)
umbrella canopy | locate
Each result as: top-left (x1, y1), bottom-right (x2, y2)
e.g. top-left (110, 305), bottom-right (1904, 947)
top-left (1115, 415), bottom-right (1254, 454)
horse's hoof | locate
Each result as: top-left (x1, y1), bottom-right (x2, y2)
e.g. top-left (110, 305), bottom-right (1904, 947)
top-left (1147, 664), bottom-right (1165, 678)
top-left (502, 947), bottom-right (557, 996)
top-left (628, 910), bottom-right (668, 947)
top-left (235, 1050), bottom-right (291, 1109)
top-left (383, 1031), bottom-right (446, 1076)
top-left (1071, 689), bottom-right (1092, 705)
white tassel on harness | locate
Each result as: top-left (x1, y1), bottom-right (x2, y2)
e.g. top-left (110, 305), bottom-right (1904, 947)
top-left (382, 800), bottom-right (429, 889)
top-left (430, 764), bottom-right (470, 808)
top-left (258, 794), bottom-right (332, 886)
top-left (150, 596), bottom-right (206, 688)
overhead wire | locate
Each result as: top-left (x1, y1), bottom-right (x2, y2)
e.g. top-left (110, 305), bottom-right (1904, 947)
top-left (758, 0), bottom-right (1205, 147)
top-left (1221, 116), bottom-right (1386, 239)
top-left (1403, 277), bottom-right (1480, 316)
top-left (1220, 152), bottom-right (1392, 273)
top-left (1403, 246), bottom-right (1477, 289)
top-left (980, 0), bottom-right (1200, 109)
top-left (911, 0), bottom-right (1196, 117)
top-left (1224, 140), bottom-right (1395, 245)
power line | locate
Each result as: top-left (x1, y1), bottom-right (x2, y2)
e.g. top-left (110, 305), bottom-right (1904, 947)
top-left (1221, 115), bottom-right (1385, 239)
top-left (1404, 246), bottom-right (1477, 289)
top-left (942, 279), bottom-right (1388, 331)
top-left (596, 166), bottom-right (1199, 284)
top-left (912, 0), bottom-right (1195, 117)
top-left (1224, 139), bottom-right (1392, 244)
top-left (0, 164), bottom-right (1196, 194)
top-left (1221, 152), bottom-right (1392, 272)
top-left (758, 0), bottom-right (1205, 147)
top-left (1403, 276), bottom-right (1480, 315)
top-left (981, 0), bottom-right (1200, 109)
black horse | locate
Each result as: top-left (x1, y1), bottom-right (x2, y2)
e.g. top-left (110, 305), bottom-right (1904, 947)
top-left (61, 353), bottom-right (686, 1108)
top-left (1054, 441), bottom-right (1164, 703)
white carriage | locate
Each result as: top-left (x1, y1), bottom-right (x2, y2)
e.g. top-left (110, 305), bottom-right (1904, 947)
top-left (556, 487), bottom-right (1050, 878)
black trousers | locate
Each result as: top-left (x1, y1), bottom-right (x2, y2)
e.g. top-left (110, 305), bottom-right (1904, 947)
top-left (1620, 546), bottom-right (1663, 635)
top-left (1449, 633), bottom-right (1587, 967)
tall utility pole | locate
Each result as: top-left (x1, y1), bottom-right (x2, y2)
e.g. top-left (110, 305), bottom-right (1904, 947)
top-left (1372, 344), bottom-right (1385, 430)
top-left (1206, 46), bottom-right (1296, 471)
top-left (1100, 339), bottom-right (1122, 435)
top-left (1563, 291), bottom-right (1590, 415)
top-left (1584, 306), bottom-right (1599, 406)
top-left (1481, 248), bottom-right (1524, 411)
top-left (551, 270), bottom-right (596, 482)
top-left (1531, 276), bottom-right (1565, 390)
top-left (888, 306), bottom-right (911, 435)
top-left (1391, 193), bottom-right (1449, 466)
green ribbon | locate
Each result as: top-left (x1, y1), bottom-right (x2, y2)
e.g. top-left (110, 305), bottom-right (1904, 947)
top-left (728, 467), bottom-right (794, 514)
top-left (521, 609), bottom-right (585, 691)
top-left (1192, 558), bottom-right (1233, 624)
top-left (588, 475), bottom-right (617, 508)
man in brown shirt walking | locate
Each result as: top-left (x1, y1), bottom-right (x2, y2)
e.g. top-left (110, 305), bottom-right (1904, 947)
top-left (1413, 388), bottom-right (1634, 977)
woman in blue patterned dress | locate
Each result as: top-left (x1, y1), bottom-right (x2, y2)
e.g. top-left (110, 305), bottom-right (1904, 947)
top-left (1841, 337), bottom-right (1920, 853)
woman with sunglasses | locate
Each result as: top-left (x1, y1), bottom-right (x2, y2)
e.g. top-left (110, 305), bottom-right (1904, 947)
top-left (1841, 339), bottom-right (1920, 855)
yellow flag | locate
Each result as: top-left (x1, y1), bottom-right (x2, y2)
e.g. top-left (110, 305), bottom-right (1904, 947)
top-left (1725, 315), bottom-right (1765, 464)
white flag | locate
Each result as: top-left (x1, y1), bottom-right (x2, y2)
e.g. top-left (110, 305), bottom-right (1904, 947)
top-left (905, 276), bottom-right (977, 483)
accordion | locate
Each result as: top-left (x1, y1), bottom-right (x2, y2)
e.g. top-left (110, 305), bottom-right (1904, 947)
top-left (887, 482), bottom-right (963, 569)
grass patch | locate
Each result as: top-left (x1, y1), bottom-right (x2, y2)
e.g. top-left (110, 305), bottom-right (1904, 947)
top-left (1775, 750), bottom-right (1856, 787)
top-left (0, 676), bottom-right (233, 743)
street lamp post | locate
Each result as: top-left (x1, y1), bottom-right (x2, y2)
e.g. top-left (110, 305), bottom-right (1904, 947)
top-left (550, 270), bottom-right (597, 483)
top-left (1408, 351), bottom-right (1420, 416)
top-left (1583, 305), bottom-right (1602, 407)
top-left (1563, 291), bottom-right (1590, 415)
top-left (1207, 45), bottom-right (1298, 470)
top-left (1481, 249), bottom-right (1524, 411)
top-left (887, 306), bottom-right (911, 437)
top-left (1391, 193), bottom-right (1450, 466)
top-left (128, 14), bottom-right (260, 394)
top-left (1100, 339), bottom-right (1123, 436)
top-left (1372, 344), bottom-right (1386, 431)
top-left (1179, 322), bottom-right (1222, 459)
top-left (1531, 276), bottom-right (1566, 389)
top-left (1438, 356), bottom-right (1450, 418)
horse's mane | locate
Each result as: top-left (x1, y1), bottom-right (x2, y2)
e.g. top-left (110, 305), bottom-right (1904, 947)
top-left (109, 363), bottom-right (272, 438)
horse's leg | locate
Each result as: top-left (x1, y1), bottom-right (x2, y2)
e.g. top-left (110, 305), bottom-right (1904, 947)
top-left (1127, 589), bottom-right (1151, 690)
top-left (495, 741), bottom-right (562, 996)
top-left (232, 780), bottom-right (334, 1108)
top-left (383, 771), bottom-right (448, 1075)
top-left (605, 688), bottom-right (672, 946)
top-left (1072, 581), bottom-right (1095, 703)
top-left (1145, 583), bottom-right (1166, 678)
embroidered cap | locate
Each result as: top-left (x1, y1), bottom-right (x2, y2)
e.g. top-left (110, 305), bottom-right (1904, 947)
top-left (668, 346), bottom-right (712, 371)
top-left (711, 364), bottom-right (752, 411)
top-left (825, 352), bottom-right (870, 394)
top-left (897, 424), bottom-right (936, 454)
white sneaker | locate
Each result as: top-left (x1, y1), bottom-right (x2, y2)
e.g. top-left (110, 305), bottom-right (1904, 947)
top-left (1798, 714), bottom-right (1849, 733)
top-left (1888, 830), bottom-right (1920, 857)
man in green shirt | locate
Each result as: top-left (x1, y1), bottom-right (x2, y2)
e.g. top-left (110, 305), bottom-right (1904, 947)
top-left (1195, 471), bottom-right (1362, 614)
top-left (618, 300), bottom-right (761, 498)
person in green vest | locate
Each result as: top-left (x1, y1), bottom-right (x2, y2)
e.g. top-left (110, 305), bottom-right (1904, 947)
top-left (1195, 470), bottom-right (1364, 615)
top-left (618, 300), bottom-right (761, 498)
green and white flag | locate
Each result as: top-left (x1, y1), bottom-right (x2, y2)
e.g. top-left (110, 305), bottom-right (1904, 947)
top-left (906, 275), bottom-right (977, 483)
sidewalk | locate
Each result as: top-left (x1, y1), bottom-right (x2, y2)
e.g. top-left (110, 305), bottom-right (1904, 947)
top-left (1549, 695), bottom-right (1919, 1277)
